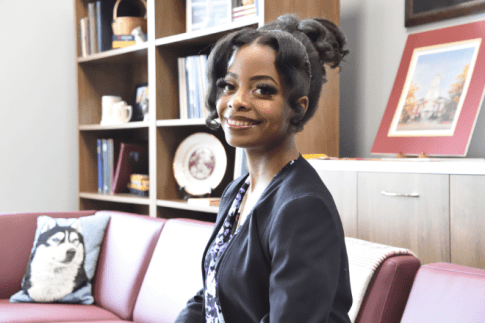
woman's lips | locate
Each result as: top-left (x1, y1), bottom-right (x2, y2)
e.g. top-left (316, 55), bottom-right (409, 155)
top-left (225, 117), bottom-right (261, 128)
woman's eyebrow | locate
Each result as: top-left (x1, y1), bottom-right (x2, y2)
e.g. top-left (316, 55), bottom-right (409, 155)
top-left (226, 72), bottom-right (278, 85)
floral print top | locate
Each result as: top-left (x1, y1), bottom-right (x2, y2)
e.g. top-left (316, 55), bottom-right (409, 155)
top-left (204, 158), bottom-right (296, 323)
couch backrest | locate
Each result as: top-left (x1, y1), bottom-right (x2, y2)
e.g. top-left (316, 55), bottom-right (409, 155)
top-left (132, 218), bottom-right (215, 323)
top-left (92, 211), bottom-right (167, 321)
top-left (0, 211), bottom-right (97, 299)
top-left (400, 262), bottom-right (485, 323)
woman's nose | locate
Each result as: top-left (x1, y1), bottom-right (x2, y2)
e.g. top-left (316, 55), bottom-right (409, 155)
top-left (228, 89), bottom-right (249, 110)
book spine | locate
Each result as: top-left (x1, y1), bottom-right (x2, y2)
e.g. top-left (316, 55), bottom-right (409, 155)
top-left (97, 139), bottom-right (103, 193)
top-left (178, 57), bottom-right (186, 119)
top-left (88, 2), bottom-right (98, 54)
top-left (80, 18), bottom-right (88, 57)
top-left (96, 1), bottom-right (102, 52)
top-left (102, 139), bottom-right (109, 193)
top-left (108, 139), bottom-right (114, 194)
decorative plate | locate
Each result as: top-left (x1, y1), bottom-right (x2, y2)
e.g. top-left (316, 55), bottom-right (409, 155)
top-left (173, 133), bottom-right (227, 196)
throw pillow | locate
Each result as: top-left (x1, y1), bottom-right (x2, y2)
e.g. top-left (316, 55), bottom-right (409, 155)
top-left (10, 213), bottom-right (110, 304)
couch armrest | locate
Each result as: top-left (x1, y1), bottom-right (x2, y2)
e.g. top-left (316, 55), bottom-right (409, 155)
top-left (0, 211), bottom-right (97, 299)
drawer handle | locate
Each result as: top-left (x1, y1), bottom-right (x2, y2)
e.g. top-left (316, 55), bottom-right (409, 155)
top-left (381, 191), bottom-right (420, 198)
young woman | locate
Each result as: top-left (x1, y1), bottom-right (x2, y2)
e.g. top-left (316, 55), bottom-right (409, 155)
top-left (175, 14), bottom-right (352, 323)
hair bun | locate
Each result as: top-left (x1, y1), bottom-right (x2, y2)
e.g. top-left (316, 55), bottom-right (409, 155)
top-left (297, 17), bottom-right (348, 69)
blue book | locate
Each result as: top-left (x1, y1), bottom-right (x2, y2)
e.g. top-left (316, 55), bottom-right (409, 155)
top-left (97, 139), bottom-right (103, 193)
top-left (102, 139), bottom-right (109, 194)
top-left (96, 1), bottom-right (114, 52)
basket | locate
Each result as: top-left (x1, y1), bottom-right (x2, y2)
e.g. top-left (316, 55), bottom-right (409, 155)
top-left (112, 0), bottom-right (147, 35)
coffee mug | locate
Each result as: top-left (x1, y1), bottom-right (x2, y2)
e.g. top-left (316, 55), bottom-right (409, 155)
top-left (112, 101), bottom-right (133, 124)
top-left (101, 96), bottom-right (122, 125)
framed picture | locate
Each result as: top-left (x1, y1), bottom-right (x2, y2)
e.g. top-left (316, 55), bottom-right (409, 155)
top-left (405, 0), bottom-right (485, 27)
top-left (187, 0), bottom-right (232, 32)
top-left (371, 20), bottom-right (485, 156)
top-left (132, 83), bottom-right (148, 122)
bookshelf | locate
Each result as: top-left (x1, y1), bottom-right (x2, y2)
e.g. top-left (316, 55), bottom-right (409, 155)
top-left (75, 0), bottom-right (341, 220)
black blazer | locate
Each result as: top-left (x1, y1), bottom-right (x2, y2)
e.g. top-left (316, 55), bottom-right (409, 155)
top-left (175, 155), bottom-right (352, 323)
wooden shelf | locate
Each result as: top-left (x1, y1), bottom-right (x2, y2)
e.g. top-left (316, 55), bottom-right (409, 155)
top-left (157, 199), bottom-right (219, 214)
top-left (156, 119), bottom-right (207, 127)
top-left (77, 43), bottom-right (148, 65)
top-left (79, 122), bottom-right (150, 131)
top-left (80, 192), bottom-right (150, 205)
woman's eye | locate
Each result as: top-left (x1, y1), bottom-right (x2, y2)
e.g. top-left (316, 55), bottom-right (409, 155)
top-left (253, 84), bottom-right (278, 96)
top-left (216, 78), bottom-right (235, 92)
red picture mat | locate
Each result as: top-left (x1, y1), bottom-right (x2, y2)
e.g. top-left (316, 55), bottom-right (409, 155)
top-left (372, 20), bottom-right (485, 156)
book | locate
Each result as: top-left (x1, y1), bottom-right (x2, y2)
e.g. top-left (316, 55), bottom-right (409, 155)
top-left (178, 57), bottom-right (188, 119)
top-left (187, 197), bottom-right (221, 207)
top-left (79, 17), bottom-right (89, 57)
top-left (97, 139), bottom-right (103, 193)
top-left (112, 143), bottom-right (148, 194)
top-left (102, 139), bottom-right (109, 193)
top-left (88, 2), bottom-right (98, 54)
top-left (96, 0), bottom-right (113, 52)
top-left (197, 55), bottom-right (208, 118)
top-left (112, 35), bottom-right (137, 49)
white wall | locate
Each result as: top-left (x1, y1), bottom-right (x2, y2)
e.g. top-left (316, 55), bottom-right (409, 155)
top-left (339, 0), bottom-right (485, 158)
top-left (0, 0), bottom-right (78, 212)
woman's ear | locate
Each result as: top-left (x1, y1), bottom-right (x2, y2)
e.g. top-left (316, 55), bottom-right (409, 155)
top-left (298, 96), bottom-right (309, 115)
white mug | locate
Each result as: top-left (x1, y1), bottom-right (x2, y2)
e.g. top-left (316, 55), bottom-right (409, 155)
top-left (112, 101), bottom-right (133, 124)
top-left (101, 96), bottom-right (122, 125)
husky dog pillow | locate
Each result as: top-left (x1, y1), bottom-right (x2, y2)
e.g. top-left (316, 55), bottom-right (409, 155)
top-left (10, 214), bottom-right (110, 304)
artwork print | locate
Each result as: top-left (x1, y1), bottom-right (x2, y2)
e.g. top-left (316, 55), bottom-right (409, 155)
top-left (389, 39), bottom-right (480, 137)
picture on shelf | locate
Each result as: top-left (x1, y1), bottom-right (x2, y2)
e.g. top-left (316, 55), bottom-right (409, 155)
top-left (389, 39), bottom-right (480, 137)
top-left (187, 0), bottom-right (232, 32)
top-left (132, 83), bottom-right (149, 121)
top-left (405, 0), bottom-right (485, 27)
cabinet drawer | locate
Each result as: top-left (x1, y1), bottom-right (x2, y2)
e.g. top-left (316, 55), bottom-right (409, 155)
top-left (451, 175), bottom-right (485, 269)
top-left (317, 170), bottom-right (357, 238)
top-left (358, 172), bottom-right (449, 264)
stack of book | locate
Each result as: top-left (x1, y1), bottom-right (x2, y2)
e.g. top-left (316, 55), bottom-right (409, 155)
top-left (79, 1), bottom-right (113, 57)
top-left (97, 139), bottom-right (148, 195)
top-left (232, 3), bottom-right (256, 22)
top-left (178, 54), bottom-right (209, 119)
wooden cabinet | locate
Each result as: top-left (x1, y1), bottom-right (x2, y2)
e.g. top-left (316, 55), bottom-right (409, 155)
top-left (75, 0), bottom-right (341, 219)
top-left (312, 159), bottom-right (485, 268)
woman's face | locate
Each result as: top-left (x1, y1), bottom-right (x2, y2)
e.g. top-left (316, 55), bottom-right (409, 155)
top-left (216, 44), bottom-right (295, 152)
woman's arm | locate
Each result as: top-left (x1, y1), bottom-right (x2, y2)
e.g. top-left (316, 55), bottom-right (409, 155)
top-left (174, 288), bottom-right (205, 323)
top-left (265, 194), bottom-right (352, 323)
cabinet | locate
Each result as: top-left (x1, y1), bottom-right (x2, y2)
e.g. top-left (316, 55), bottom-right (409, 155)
top-left (311, 159), bottom-right (485, 268)
top-left (75, 0), bottom-right (341, 219)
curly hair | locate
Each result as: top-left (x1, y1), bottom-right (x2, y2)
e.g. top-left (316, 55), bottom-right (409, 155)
top-left (205, 14), bottom-right (349, 132)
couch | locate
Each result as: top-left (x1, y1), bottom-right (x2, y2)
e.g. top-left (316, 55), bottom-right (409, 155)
top-left (0, 210), bottom-right (483, 323)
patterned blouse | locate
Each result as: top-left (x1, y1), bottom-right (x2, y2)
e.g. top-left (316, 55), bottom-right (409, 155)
top-left (204, 159), bottom-right (296, 322)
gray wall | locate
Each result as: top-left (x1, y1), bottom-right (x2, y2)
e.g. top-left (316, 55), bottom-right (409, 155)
top-left (339, 0), bottom-right (485, 158)
top-left (0, 0), bottom-right (78, 212)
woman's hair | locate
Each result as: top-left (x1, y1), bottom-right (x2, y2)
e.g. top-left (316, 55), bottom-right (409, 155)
top-left (204, 14), bottom-right (349, 132)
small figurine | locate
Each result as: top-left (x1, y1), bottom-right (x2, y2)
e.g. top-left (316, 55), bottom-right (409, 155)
top-left (131, 26), bottom-right (147, 44)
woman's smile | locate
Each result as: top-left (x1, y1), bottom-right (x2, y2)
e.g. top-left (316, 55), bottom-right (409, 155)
top-left (225, 116), bottom-right (262, 129)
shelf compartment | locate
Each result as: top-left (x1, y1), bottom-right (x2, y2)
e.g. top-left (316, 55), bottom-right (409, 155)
top-left (79, 129), bottom-right (149, 194)
top-left (78, 59), bottom-right (147, 126)
top-left (80, 192), bottom-right (150, 205)
top-left (157, 199), bottom-right (218, 214)
top-left (156, 125), bottom-right (235, 201)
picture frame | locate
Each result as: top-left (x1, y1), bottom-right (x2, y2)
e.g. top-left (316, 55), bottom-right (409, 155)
top-left (405, 0), bottom-right (485, 27)
top-left (132, 82), bottom-right (148, 122)
top-left (187, 0), bottom-right (232, 32)
top-left (371, 20), bottom-right (485, 156)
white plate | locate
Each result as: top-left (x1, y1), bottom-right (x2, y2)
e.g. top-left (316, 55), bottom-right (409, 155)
top-left (173, 133), bottom-right (227, 196)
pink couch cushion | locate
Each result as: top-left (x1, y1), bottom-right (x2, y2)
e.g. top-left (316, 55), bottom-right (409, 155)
top-left (92, 211), bottom-right (166, 321)
top-left (355, 255), bottom-right (420, 323)
top-left (0, 211), bottom-right (97, 299)
top-left (0, 299), bottom-right (120, 322)
top-left (133, 218), bottom-right (215, 323)
top-left (400, 262), bottom-right (485, 323)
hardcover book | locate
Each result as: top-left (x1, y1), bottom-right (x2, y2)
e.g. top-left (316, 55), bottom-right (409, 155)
top-left (112, 143), bottom-right (148, 194)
